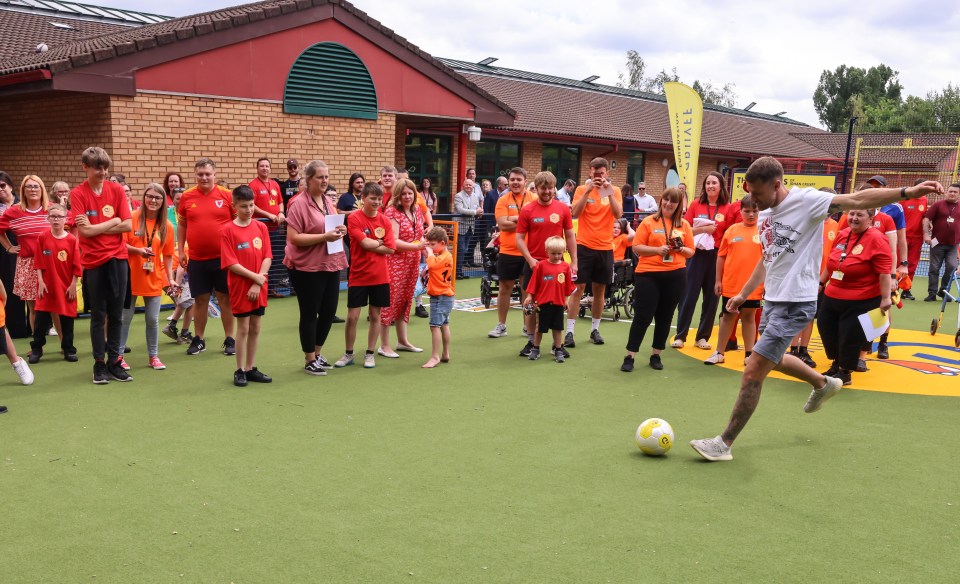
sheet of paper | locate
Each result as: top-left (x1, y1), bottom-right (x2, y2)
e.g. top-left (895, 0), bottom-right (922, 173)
top-left (858, 308), bottom-right (890, 341)
top-left (325, 214), bottom-right (345, 254)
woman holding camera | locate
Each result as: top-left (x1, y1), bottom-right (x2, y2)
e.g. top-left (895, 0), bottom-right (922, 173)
top-left (817, 208), bottom-right (892, 386)
top-left (621, 187), bottom-right (694, 372)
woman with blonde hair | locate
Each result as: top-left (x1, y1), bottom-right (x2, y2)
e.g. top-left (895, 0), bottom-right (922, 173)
top-left (0, 175), bottom-right (52, 331)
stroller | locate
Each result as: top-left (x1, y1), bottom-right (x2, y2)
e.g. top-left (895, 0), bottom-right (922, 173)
top-left (577, 258), bottom-right (636, 321)
top-left (929, 270), bottom-right (960, 348)
top-left (479, 243), bottom-right (522, 310)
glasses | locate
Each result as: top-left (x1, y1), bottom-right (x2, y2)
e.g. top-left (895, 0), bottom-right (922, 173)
top-left (24, 184), bottom-right (41, 190)
top-left (48, 215), bottom-right (66, 221)
top-left (0, 183), bottom-right (7, 189)
top-left (144, 195), bottom-right (164, 201)
top-left (638, 187), bottom-right (646, 190)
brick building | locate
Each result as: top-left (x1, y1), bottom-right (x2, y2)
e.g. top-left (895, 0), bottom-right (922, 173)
top-left (0, 0), bottom-right (839, 212)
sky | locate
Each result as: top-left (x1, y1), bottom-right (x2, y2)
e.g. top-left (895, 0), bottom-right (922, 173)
top-left (120, 0), bottom-right (960, 129)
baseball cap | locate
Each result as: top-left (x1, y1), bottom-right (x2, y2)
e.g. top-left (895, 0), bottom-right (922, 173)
top-left (286, 159), bottom-right (299, 168)
top-left (866, 175), bottom-right (887, 187)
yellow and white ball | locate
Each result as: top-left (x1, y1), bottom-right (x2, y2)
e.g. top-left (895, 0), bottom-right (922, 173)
top-left (635, 418), bottom-right (674, 456)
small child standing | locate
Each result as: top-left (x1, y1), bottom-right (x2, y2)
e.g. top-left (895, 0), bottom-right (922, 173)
top-left (421, 227), bottom-right (454, 368)
top-left (705, 194), bottom-right (763, 365)
top-left (31, 203), bottom-right (81, 363)
top-left (523, 236), bottom-right (575, 363)
top-left (220, 185), bottom-right (272, 387)
top-left (334, 182), bottom-right (396, 370)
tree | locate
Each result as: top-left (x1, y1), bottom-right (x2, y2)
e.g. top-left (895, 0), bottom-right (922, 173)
top-left (616, 51), bottom-right (737, 107)
top-left (812, 64), bottom-right (903, 131)
top-left (854, 82), bottom-right (960, 133)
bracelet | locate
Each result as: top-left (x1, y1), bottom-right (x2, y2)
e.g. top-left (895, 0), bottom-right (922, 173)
top-left (899, 187), bottom-right (907, 199)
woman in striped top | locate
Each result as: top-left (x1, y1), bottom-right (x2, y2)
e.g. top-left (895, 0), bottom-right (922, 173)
top-left (0, 175), bottom-right (52, 331)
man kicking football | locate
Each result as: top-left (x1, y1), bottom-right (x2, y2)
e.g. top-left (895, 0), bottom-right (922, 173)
top-left (690, 157), bottom-right (943, 461)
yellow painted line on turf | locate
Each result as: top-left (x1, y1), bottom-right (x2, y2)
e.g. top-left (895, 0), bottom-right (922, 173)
top-left (676, 326), bottom-right (960, 397)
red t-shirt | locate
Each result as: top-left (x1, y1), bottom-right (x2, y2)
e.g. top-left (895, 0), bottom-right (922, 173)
top-left (837, 211), bottom-right (896, 235)
top-left (347, 211), bottom-right (397, 286)
top-left (0, 206), bottom-right (51, 258)
top-left (220, 220), bottom-right (272, 315)
top-left (526, 259), bottom-right (575, 306)
top-left (516, 199), bottom-right (573, 260)
top-left (824, 227), bottom-right (892, 301)
top-left (177, 185), bottom-right (235, 261)
top-left (684, 200), bottom-right (734, 248)
top-left (901, 197), bottom-right (927, 238)
top-left (249, 177), bottom-right (283, 230)
top-left (70, 180), bottom-right (132, 269)
top-left (34, 231), bottom-right (81, 317)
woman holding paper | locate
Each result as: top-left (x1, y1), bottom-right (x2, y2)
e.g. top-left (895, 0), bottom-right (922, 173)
top-left (284, 160), bottom-right (348, 376)
top-left (378, 179), bottom-right (427, 357)
top-left (817, 208), bottom-right (892, 386)
top-left (672, 172), bottom-right (735, 350)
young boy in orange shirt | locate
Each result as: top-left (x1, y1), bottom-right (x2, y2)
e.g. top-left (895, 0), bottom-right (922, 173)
top-left (421, 227), bottom-right (454, 369)
top-left (524, 236), bottom-right (576, 363)
top-left (220, 186), bottom-right (272, 387)
top-left (705, 194), bottom-right (762, 365)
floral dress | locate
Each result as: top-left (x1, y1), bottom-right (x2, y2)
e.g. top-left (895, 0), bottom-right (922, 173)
top-left (380, 204), bottom-right (425, 326)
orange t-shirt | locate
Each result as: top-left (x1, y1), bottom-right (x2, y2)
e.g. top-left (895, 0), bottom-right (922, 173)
top-left (124, 209), bottom-right (176, 297)
top-left (177, 185), bottom-right (236, 261)
top-left (718, 222), bottom-right (763, 300)
top-left (495, 191), bottom-right (534, 257)
top-left (0, 289), bottom-right (5, 327)
top-left (573, 184), bottom-right (623, 250)
top-left (821, 217), bottom-right (839, 272)
top-left (633, 214), bottom-right (695, 273)
top-left (426, 251), bottom-right (455, 297)
top-left (613, 233), bottom-right (632, 262)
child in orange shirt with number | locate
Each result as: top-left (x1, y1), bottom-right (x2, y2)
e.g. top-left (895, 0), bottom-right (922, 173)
top-left (422, 227), bottom-right (454, 368)
top-left (705, 194), bottom-right (762, 365)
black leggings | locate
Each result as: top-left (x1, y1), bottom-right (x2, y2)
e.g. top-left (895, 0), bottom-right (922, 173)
top-left (289, 268), bottom-right (341, 353)
top-left (626, 268), bottom-right (687, 353)
top-left (817, 294), bottom-right (881, 371)
top-left (674, 248), bottom-right (719, 342)
top-left (31, 311), bottom-right (76, 355)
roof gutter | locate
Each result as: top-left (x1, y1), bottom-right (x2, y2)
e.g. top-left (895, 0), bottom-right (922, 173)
top-left (0, 69), bottom-right (52, 88)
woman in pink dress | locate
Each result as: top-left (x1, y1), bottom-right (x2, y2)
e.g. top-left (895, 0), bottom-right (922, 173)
top-left (378, 178), bottom-right (427, 357)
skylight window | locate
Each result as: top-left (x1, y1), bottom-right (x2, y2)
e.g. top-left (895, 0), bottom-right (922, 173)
top-left (50, 22), bottom-right (76, 30)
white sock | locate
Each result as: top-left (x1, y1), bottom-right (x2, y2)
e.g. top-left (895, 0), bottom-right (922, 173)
top-left (591, 318), bottom-right (601, 331)
top-left (566, 319), bottom-right (576, 334)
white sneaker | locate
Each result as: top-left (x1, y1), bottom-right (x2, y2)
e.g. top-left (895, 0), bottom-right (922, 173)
top-left (334, 353), bottom-right (355, 368)
top-left (12, 358), bottom-right (34, 385)
top-left (703, 352), bottom-right (725, 365)
top-left (488, 323), bottom-right (508, 338)
top-left (363, 353), bottom-right (376, 369)
top-left (670, 338), bottom-right (685, 349)
top-left (690, 435), bottom-right (732, 461)
top-left (695, 338), bottom-right (712, 350)
top-left (804, 375), bottom-right (844, 413)
top-left (377, 348), bottom-right (400, 358)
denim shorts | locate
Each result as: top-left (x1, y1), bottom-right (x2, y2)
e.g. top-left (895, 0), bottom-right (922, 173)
top-left (429, 295), bottom-right (454, 327)
top-left (753, 301), bottom-right (817, 364)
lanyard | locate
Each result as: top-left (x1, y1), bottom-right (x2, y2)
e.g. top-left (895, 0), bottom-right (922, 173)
top-left (310, 194), bottom-right (327, 216)
top-left (660, 216), bottom-right (671, 242)
top-left (511, 192), bottom-right (526, 213)
top-left (145, 217), bottom-right (160, 248)
top-left (839, 229), bottom-right (866, 264)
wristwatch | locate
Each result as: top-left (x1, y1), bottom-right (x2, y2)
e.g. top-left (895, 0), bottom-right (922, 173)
top-left (899, 260), bottom-right (908, 266)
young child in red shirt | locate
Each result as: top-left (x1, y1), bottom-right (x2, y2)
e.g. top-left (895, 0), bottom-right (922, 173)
top-left (523, 236), bottom-right (575, 363)
top-left (421, 227), bottom-right (455, 369)
top-left (334, 183), bottom-right (396, 370)
top-left (220, 185), bottom-right (272, 387)
top-left (30, 203), bottom-right (81, 363)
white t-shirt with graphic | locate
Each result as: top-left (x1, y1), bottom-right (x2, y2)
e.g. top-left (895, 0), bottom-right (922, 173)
top-left (758, 187), bottom-right (835, 302)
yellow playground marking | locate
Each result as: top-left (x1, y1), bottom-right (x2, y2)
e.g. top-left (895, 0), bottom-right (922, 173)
top-left (676, 326), bottom-right (960, 397)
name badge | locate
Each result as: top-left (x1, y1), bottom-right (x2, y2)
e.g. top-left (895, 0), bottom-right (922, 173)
top-left (948, 217), bottom-right (955, 223)
top-left (237, 241), bottom-right (251, 250)
top-left (831, 271), bottom-right (844, 281)
top-left (533, 217), bottom-right (545, 224)
top-left (663, 254), bottom-right (674, 263)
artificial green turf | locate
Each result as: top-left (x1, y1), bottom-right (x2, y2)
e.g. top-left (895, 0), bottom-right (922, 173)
top-left (1, 285), bottom-right (958, 583)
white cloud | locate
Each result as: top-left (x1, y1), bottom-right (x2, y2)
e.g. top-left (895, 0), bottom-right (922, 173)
top-left (118, 0), bottom-right (960, 128)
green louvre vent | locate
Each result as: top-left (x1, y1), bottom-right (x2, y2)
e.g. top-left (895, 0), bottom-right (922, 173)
top-left (284, 43), bottom-right (378, 120)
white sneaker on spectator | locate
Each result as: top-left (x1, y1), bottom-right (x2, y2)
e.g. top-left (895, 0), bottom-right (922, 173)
top-left (488, 323), bottom-right (508, 338)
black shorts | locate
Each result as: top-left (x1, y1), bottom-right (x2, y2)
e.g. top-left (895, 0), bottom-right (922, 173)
top-left (348, 283), bottom-right (390, 308)
top-left (233, 307), bottom-right (266, 318)
top-left (721, 296), bottom-right (762, 315)
top-left (0, 325), bottom-right (7, 354)
top-left (497, 253), bottom-right (525, 282)
top-left (576, 245), bottom-right (613, 286)
top-left (537, 303), bottom-right (565, 333)
top-left (521, 261), bottom-right (536, 291)
top-left (187, 258), bottom-right (229, 296)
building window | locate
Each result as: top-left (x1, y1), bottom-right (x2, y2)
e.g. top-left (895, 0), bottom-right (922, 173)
top-left (284, 42), bottom-right (377, 119)
top-left (626, 150), bottom-right (645, 188)
top-left (405, 134), bottom-right (452, 212)
top-left (542, 144), bottom-right (581, 184)
top-left (476, 140), bottom-right (522, 186)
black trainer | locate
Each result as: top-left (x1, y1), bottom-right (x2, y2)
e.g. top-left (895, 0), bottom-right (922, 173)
top-left (93, 360), bottom-right (109, 385)
top-left (233, 368), bottom-right (247, 387)
top-left (590, 329), bottom-right (605, 345)
top-left (245, 367), bottom-right (272, 383)
top-left (649, 354), bottom-right (664, 370)
top-left (877, 342), bottom-right (889, 360)
top-left (901, 290), bottom-right (915, 300)
top-left (108, 358), bottom-right (132, 382)
top-left (187, 336), bottom-right (205, 356)
top-left (725, 339), bottom-right (740, 352)
top-left (620, 355), bottom-right (634, 372)
top-left (414, 305), bottom-right (429, 318)
top-left (64, 352), bottom-right (79, 363)
top-left (798, 348), bottom-right (817, 369)
top-left (519, 341), bottom-right (534, 357)
top-left (563, 332), bottom-right (576, 348)
top-left (559, 346), bottom-right (571, 359)
top-left (856, 358), bottom-right (868, 372)
top-left (304, 359), bottom-right (327, 376)
top-left (837, 369), bottom-right (853, 386)
top-left (28, 351), bottom-right (41, 364)
top-left (222, 336), bottom-right (236, 356)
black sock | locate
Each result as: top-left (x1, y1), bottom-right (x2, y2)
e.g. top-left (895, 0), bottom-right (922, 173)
top-left (879, 333), bottom-right (888, 343)
top-left (169, 319), bottom-right (178, 327)
top-left (799, 345), bottom-right (808, 353)
top-left (365, 350), bottom-right (374, 355)
top-left (745, 351), bottom-right (752, 357)
top-left (345, 350), bottom-right (354, 356)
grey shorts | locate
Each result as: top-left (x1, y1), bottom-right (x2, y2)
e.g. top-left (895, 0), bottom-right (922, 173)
top-left (753, 301), bottom-right (817, 364)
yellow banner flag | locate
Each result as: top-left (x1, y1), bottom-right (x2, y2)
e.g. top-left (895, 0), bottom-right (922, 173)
top-left (664, 82), bottom-right (703, 195)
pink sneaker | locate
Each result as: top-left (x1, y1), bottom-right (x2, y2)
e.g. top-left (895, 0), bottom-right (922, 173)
top-left (148, 356), bottom-right (166, 370)
top-left (118, 357), bottom-right (130, 371)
